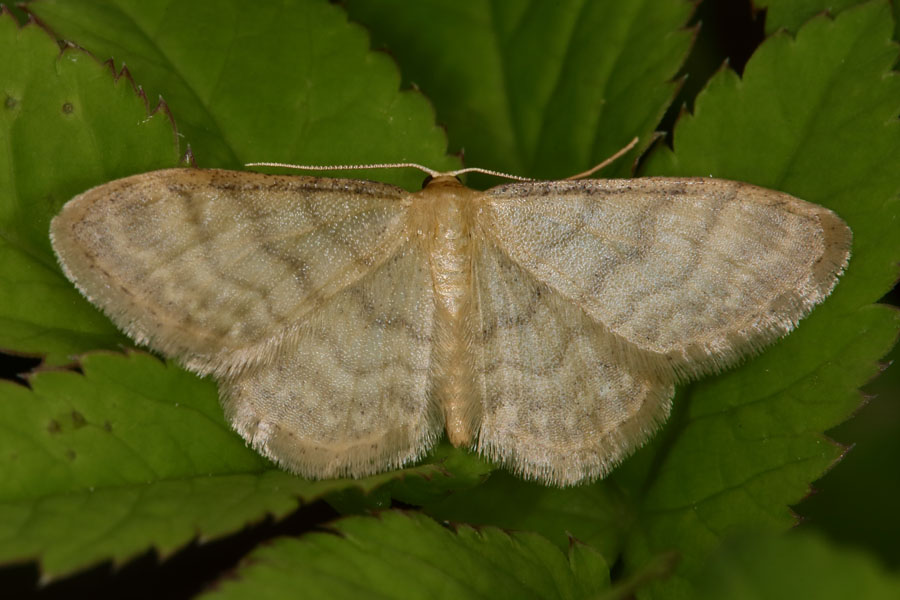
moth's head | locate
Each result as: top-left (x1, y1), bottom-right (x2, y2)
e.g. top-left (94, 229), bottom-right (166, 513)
top-left (420, 173), bottom-right (465, 191)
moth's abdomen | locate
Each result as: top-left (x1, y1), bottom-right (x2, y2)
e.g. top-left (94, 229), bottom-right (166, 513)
top-left (412, 177), bottom-right (481, 446)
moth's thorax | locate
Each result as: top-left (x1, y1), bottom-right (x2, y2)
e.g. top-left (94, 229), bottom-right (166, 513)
top-left (410, 175), bottom-right (483, 446)
top-left (411, 176), bottom-right (481, 319)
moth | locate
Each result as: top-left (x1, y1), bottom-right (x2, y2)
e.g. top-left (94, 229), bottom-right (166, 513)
top-left (50, 162), bottom-right (850, 486)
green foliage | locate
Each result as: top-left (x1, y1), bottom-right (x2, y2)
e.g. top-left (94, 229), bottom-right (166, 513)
top-left (0, 352), bottom-right (472, 577)
top-left (345, 0), bottom-right (693, 182)
top-left (199, 511), bottom-right (610, 600)
top-left (697, 532), bottom-right (900, 599)
top-left (28, 0), bottom-right (457, 185)
top-left (756, 0), bottom-right (865, 34)
top-left (0, 14), bottom-right (172, 364)
top-left (1, 0), bottom-right (899, 597)
top-left (421, 471), bottom-right (629, 560)
top-left (630, 4), bottom-right (900, 595)
top-left (798, 340), bottom-right (900, 567)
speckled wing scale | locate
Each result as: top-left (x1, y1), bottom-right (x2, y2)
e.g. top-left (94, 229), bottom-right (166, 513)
top-left (476, 178), bottom-right (851, 483)
top-left (51, 169), bottom-right (442, 478)
top-left (51, 168), bottom-right (851, 486)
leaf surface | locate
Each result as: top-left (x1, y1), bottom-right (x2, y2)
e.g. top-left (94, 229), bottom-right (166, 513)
top-left (757, 0), bottom-right (868, 34)
top-left (697, 532), bottom-right (900, 600)
top-left (415, 4), bottom-right (900, 599)
top-left (29, 0), bottom-right (457, 186)
top-left (344, 0), bottom-right (695, 181)
top-left (0, 12), bottom-right (175, 365)
top-left (628, 2), bottom-right (900, 596)
top-left (200, 511), bottom-right (610, 600)
top-left (0, 352), bottom-right (471, 577)
top-left (0, 6), bottom-right (483, 578)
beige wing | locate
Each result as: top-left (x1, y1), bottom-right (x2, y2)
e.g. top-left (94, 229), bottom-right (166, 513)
top-left (468, 238), bottom-right (674, 486)
top-left (221, 244), bottom-right (441, 479)
top-left (483, 177), bottom-right (851, 376)
top-left (50, 168), bottom-right (412, 376)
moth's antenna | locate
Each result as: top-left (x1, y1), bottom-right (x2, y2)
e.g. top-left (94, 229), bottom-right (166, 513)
top-left (245, 161), bottom-right (535, 182)
top-left (245, 139), bottom-right (638, 182)
top-left (442, 167), bottom-right (533, 181)
top-left (244, 161), bottom-right (445, 178)
top-left (564, 137), bottom-right (639, 180)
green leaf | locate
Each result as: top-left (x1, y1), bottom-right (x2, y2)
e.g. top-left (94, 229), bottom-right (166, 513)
top-left (625, 2), bottom-right (900, 597)
top-left (0, 352), bottom-right (466, 578)
top-left (28, 0), bottom-right (457, 187)
top-left (0, 11), bottom-right (177, 365)
top-left (757, 0), bottom-right (867, 35)
top-left (324, 443), bottom-right (492, 515)
top-left (0, 6), bottom-right (482, 578)
top-left (199, 511), bottom-right (610, 600)
top-left (697, 532), bottom-right (900, 600)
top-left (344, 0), bottom-right (695, 182)
top-left (759, 0), bottom-right (900, 42)
top-left (410, 2), bottom-right (900, 597)
top-left (797, 340), bottom-right (900, 567)
top-left (421, 471), bottom-right (628, 562)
